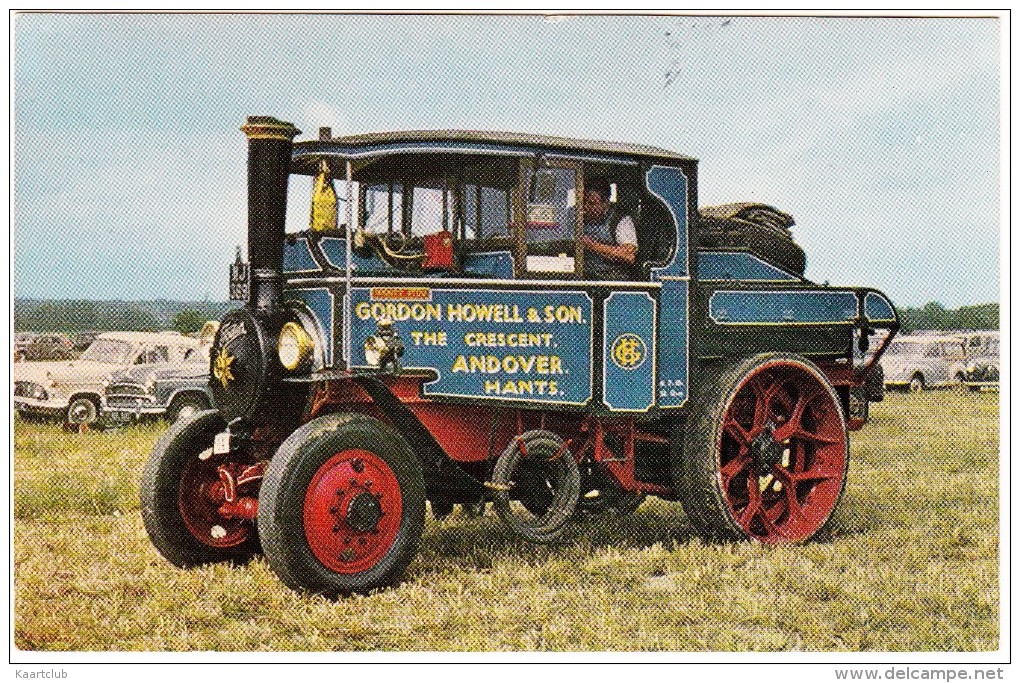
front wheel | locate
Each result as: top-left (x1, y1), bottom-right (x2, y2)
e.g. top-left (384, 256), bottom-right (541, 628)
top-left (258, 413), bottom-right (426, 596)
top-left (140, 410), bottom-right (262, 567)
top-left (677, 354), bottom-right (849, 544)
top-left (908, 375), bottom-right (925, 393)
top-left (66, 396), bottom-right (99, 427)
top-left (168, 394), bottom-right (210, 424)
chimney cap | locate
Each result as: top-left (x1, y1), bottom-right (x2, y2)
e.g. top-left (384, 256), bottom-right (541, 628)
top-left (241, 116), bottom-right (300, 141)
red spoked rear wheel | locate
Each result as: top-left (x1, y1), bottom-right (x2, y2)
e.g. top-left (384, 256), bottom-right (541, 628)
top-left (679, 354), bottom-right (849, 544)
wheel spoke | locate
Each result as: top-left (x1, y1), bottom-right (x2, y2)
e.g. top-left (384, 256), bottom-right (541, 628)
top-left (799, 461), bottom-right (845, 483)
top-left (759, 501), bottom-right (782, 537)
top-left (737, 477), bottom-right (762, 528)
top-left (723, 419), bottom-right (751, 447)
top-left (775, 475), bottom-right (808, 524)
top-left (748, 376), bottom-right (773, 431)
top-left (789, 441), bottom-right (805, 472)
top-left (737, 498), bottom-right (760, 529)
top-left (776, 425), bottom-right (842, 446)
top-left (776, 462), bottom-right (842, 485)
top-left (772, 388), bottom-right (823, 442)
top-left (719, 452), bottom-right (752, 488)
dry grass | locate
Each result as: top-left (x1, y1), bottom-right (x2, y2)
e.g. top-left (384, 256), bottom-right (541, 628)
top-left (13, 390), bottom-right (999, 651)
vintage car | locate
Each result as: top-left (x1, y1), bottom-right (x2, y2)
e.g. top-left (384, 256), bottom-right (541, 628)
top-left (103, 346), bottom-right (214, 425)
top-left (13, 331), bottom-right (201, 427)
top-left (14, 332), bottom-right (74, 362)
top-left (72, 330), bottom-right (100, 353)
top-left (880, 334), bottom-right (968, 392)
top-left (964, 333), bottom-right (999, 390)
top-left (141, 117), bottom-right (898, 596)
top-left (13, 331), bottom-right (37, 361)
top-left (104, 323), bottom-right (220, 424)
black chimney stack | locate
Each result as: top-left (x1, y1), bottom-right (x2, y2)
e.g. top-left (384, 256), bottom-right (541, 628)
top-left (240, 116), bottom-right (300, 313)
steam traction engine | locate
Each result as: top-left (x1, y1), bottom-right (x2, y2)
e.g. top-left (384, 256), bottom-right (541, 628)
top-left (141, 117), bottom-right (898, 595)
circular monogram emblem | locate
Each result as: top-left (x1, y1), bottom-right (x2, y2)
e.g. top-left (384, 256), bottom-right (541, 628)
top-left (611, 333), bottom-right (647, 370)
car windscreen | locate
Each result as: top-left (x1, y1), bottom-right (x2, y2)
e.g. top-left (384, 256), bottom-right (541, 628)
top-left (885, 340), bottom-right (922, 356)
top-left (80, 339), bottom-right (134, 364)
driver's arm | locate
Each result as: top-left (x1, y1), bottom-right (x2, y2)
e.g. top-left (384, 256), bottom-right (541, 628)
top-left (582, 216), bottom-right (637, 264)
top-left (582, 238), bottom-right (636, 264)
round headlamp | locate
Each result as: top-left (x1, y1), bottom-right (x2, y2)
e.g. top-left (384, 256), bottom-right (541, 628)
top-left (278, 321), bottom-right (314, 371)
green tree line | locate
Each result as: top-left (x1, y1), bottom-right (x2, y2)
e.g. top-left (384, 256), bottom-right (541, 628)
top-left (895, 302), bottom-right (998, 334)
top-left (13, 299), bottom-right (236, 335)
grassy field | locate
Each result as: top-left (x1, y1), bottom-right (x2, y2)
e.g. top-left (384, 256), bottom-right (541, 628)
top-left (13, 391), bottom-right (1000, 651)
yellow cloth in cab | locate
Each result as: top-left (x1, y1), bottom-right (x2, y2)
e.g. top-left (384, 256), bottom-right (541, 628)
top-left (310, 160), bottom-right (338, 232)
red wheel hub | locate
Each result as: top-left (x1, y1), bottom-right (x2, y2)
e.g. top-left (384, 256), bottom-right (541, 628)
top-left (303, 449), bottom-right (403, 574)
top-left (178, 457), bottom-right (255, 549)
top-left (718, 362), bottom-right (847, 543)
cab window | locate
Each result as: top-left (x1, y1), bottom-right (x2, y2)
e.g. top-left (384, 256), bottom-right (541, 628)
top-left (516, 159), bottom-right (582, 277)
top-left (461, 184), bottom-right (510, 240)
top-left (410, 186), bottom-right (454, 237)
top-left (363, 183), bottom-right (404, 236)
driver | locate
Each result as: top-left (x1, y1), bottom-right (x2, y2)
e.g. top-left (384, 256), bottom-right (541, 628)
top-left (581, 179), bottom-right (636, 280)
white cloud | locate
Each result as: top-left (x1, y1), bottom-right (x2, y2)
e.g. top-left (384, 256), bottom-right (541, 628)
top-left (301, 102), bottom-right (352, 137)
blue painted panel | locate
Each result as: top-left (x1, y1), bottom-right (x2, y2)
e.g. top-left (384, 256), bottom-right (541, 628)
top-left (286, 288), bottom-right (334, 367)
top-left (698, 251), bottom-right (798, 281)
top-left (349, 288), bottom-right (593, 405)
top-left (462, 251), bottom-right (515, 279)
top-left (646, 165), bottom-right (688, 278)
top-left (645, 165), bottom-right (689, 408)
top-left (603, 292), bottom-right (656, 411)
top-left (282, 238), bottom-right (320, 272)
top-left (865, 292), bottom-right (896, 322)
top-left (657, 281), bottom-right (688, 407)
top-left (710, 291), bottom-right (858, 325)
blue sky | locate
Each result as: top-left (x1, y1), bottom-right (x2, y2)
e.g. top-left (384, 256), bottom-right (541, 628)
top-left (13, 13), bottom-right (1001, 307)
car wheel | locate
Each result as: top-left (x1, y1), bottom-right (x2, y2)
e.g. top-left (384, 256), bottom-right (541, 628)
top-left (676, 353), bottom-right (849, 544)
top-left (258, 413), bottom-right (426, 596)
top-left (908, 375), bottom-right (925, 393)
top-left (169, 395), bottom-right (210, 423)
top-left (141, 410), bottom-right (262, 567)
top-left (66, 397), bottom-right (99, 427)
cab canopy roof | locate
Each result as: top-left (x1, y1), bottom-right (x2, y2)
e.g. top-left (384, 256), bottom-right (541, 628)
top-left (293, 129), bottom-right (696, 165)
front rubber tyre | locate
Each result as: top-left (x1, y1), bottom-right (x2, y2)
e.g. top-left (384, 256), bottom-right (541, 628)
top-left (141, 410), bottom-right (261, 567)
top-left (168, 394), bottom-right (210, 424)
top-left (66, 397), bottom-right (99, 427)
top-left (258, 413), bottom-right (426, 596)
top-left (677, 353), bottom-right (849, 544)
